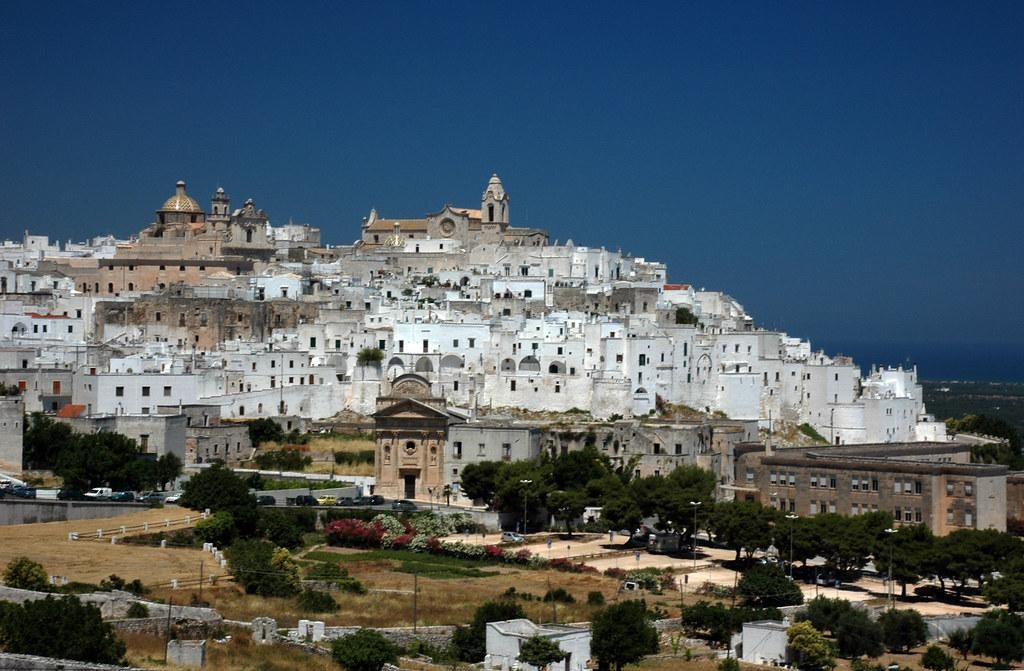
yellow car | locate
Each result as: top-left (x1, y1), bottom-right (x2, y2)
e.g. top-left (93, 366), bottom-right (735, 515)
top-left (316, 494), bottom-right (337, 506)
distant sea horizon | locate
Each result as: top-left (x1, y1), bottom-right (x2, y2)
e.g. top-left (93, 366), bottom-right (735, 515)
top-left (814, 340), bottom-right (1024, 384)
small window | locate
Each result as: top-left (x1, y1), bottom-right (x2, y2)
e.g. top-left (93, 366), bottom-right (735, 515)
top-left (142, 386), bottom-right (150, 397)
top-left (965, 483), bottom-right (973, 496)
top-left (115, 386), bottom-right (124, 397)
top-left (163, 386), bottom-right (172, 397)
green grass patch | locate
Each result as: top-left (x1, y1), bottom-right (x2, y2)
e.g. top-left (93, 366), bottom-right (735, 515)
top-left (395, 560), bottom-right (500, 579)
top-left (305, 548), bottom-right (502, 572)
top-left (798, 422), bottom-right (828, 443)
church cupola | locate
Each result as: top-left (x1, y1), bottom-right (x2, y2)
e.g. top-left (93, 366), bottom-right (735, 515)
top-left (481, 174), bottom-right (510, 226)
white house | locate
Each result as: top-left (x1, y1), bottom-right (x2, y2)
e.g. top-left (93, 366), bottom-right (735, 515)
top-left (485, 619), bottom-right (591, 671)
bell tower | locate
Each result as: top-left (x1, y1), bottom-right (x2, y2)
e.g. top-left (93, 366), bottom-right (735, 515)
top-left (481, 174), bottom-right (510, 228)
top-left (208, 187), bottom-right (231, 230)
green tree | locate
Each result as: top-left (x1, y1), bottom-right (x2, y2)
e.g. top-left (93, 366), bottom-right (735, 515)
top-left (738, 564), bottom-right (804, 608)
top-left (675, 307), bottom-right (699, 325)
top-left (873, 524), bottom-right (935, 597)
top-left (0, 595), bottom-right (126, 664)
top-left (451, 600), bottom-right (526, 662)
top-left (23, 413), bottom-right (75, 470)
top-left (878, 609), bottom-right (927, 653)
top-left (834, 609), bottom-right (884, 659)
top-left (458, 461), bottom-right (502, 507)
top-left (519, 635), bottom-right (567, 670)
top-left (810, 511), bottom-right (892, 574)
top-left (709, 500), bottom-right (782, 561)
top-left (355, 347), bottom-right (385, 366)
top-left (331, 629), bottom-right (399, 671)
top-left (920, 645), bottom-right (956, 671)
top-left (179, 462), bottom-right (257, 532)
top-left (799, 597), bottom-right (854, 636)
top-left (985, 575), bottom-right (1024, 612)
top-left (54, 431), bottom-right (150, 491)
top-left (246, 417), bottom-right (284, 447)
top-left (2, 557), bottom-right (48, 591)
top-left (971, 611), bottom-right (1024, 666)
top-left (155, 453), bottom-right (183, 490)
top-left (787, 621), bottom-right (835, 670)
top-left (547, 490), bottom-right (587, 535)
top-left (947, 628), bottom-right (973, 659)
top-left (591, 600), bottom-right (660, 671)
top-left (226, 539), bottom-right (300, 597)
top-left (682, 601), bottom-right (782, 647)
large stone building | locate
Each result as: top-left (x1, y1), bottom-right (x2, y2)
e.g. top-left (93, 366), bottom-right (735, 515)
top-left (359, 175), bottom-right (548, 249)
top-left (373, 374), bottom-right (466, 500)
top-left (735, 441), bottom-right (1007, 534)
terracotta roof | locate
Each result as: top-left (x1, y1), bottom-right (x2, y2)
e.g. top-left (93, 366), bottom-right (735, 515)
top-left (27, 312), bottom-right (69, 319)
top-left (56, 404), bottom-right (86, 418)
top-left (663, 284), bottom-right (690, 291)
top-left (365, 218), bottom-right (428, 232)
top-left (451, 208), bottom-right (481, 219)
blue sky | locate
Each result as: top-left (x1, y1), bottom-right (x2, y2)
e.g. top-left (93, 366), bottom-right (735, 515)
top-left (1, 1), bottom-right (1021, 355)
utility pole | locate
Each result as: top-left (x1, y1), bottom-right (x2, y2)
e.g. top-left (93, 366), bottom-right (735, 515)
top-left (689, 501), bottom-right (701, 571)
top-left (198, 561), bottom-right (203, 605)
top-left (412, 571), bottom-right (418, 633)
top-left (163, 597), bottom-right (173, 663)
top-left (885, 527), bottom-right (898, 609)
top-left (520, 479), bottom-right (532, 533)
top-left (785, 514), bottom-right (799, 579)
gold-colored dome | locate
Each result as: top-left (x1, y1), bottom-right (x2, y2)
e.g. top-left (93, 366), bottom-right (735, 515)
top-left (159, 180), bottom-right (203, 213)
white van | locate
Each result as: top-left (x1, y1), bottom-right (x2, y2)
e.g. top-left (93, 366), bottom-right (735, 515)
top-left (84, 487), bottom-right (113, 500)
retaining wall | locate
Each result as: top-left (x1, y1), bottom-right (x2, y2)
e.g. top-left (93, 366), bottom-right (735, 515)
top-left (0, 499), bottom-right (144, 526)
top-left (0, 652), bottom-right (144, 671)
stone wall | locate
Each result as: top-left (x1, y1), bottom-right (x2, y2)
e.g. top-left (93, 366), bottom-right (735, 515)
top-left (0, 586), bottom-right (222, 624)
top-left (0, 500), bottom-right (143, 526)
top-left (0, 653), bottom-right (144, 671)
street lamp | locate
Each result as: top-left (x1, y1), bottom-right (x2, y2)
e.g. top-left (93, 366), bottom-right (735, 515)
top-left (885, 527), bottom-right (898, 609)
top-left (785, 514), bottom-right (799, 579)
top-left (520, 480), bottom-right (532, 534)
top-left (689, 501), bottom-right (701, 570)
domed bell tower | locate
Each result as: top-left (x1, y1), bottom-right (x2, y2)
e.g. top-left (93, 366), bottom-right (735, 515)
top-left (481, 174), bottom-right (510, 228)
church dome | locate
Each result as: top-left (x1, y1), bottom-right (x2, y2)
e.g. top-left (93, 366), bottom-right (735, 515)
top-left (159, 180), bottom-right (203, 213)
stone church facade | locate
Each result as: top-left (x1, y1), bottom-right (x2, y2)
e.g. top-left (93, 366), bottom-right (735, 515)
top-left (373, 374), bottom-right (465, 501)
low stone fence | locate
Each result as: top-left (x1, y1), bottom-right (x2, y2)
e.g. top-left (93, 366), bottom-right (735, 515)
top-left (67, 512), bottom-right (206, 542)
top-left (0, 585), bottom-right (222, 624)
top-left (0, 652), bottom-right (144, 671)
top-left (109, 616), bottom-right (218, 639)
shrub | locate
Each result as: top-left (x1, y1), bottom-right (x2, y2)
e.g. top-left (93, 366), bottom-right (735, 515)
top-left (587, 591), bottom-right (606, 606)
top-left (194, 511), bottom-right (237, 546)
top-left (297, 589), bottom-right (339, 613)
top-left (3, 557), bottom-right (49, 591)
top-left (125, 602), bottom-right (150, 618)
top-left (543, 587), bottom-right (575, 604)
top-left (332, 629), bottom-right (399, 671)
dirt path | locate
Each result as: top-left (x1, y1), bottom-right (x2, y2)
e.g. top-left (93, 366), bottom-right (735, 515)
top-left (0, 506), bottom-right (223, 586)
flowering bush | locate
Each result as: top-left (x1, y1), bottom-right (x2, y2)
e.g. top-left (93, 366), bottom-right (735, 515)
top-left (323, 517), bottom-right (596, 574)
top-left (324, 518), bottom-right (384, 547)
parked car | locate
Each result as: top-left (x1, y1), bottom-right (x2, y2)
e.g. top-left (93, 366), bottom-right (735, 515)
top-left (57, 488), bottom-right (85, 501)
top-left (501, 531), bottom-right (525, 543)
top-left (11, 485), bottom-right (37, 499)
top-left (391, 499), bottom-right (417, 512)
top-left (164, 492), bottom-right (183, 504)
top-left (256, 495), bottom-right (276, 506)
top-left (316, 494), bottom-right (337, 506)
top-left (84, 487), bottom-right (113, 501)
top-left (138, 491), bottom-right (164, 504)
top-left (110, 491), bottom-right (135, 502)
top-left (368, 495), bottom-right (386, 506)
top-left (334, 497), bottom-right (356, 507)
top-left (352, 496), bottom-right (371, 506)
top-left (293, 494), bottom-right (317, 506)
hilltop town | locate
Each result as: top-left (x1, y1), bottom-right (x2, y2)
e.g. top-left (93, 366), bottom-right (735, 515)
top-left (0, 176), bottom-right (1021, 671)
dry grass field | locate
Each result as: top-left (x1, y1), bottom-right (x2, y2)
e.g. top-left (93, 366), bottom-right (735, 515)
top-left (121, 628), bottom-right (339, 671)
top-left (0, 507), bottom-right (220, 585)
top-left (258, 434), bottom-right (376, 476)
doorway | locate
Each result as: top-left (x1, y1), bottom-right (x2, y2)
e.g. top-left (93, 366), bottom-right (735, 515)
top-left (404, 474), bottom-right (416, 499)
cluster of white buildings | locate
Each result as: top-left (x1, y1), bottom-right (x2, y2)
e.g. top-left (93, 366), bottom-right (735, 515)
top-left (0, 176), bottom-right (946, 474)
